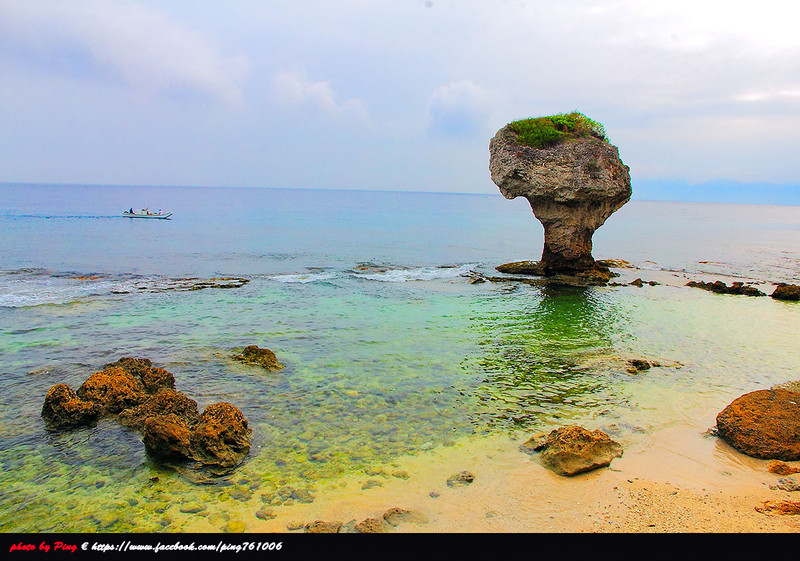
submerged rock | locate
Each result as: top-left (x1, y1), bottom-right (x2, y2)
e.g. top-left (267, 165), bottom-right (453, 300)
top-left (716, 389), bottom-right (800, 460)
top-left (535, 425), bottom-right (623, 476)
top-left (232, 345), bottom-right (284, 371)
top-left (489, 115), bottom-right (631, 278)
top-left (686, 280), bottom-right (765, 296)
top-left (771, 283), bottom-right (800, 301)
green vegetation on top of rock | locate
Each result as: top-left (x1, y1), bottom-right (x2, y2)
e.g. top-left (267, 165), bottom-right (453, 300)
top-left (509, 111), bottom-right (607, 149)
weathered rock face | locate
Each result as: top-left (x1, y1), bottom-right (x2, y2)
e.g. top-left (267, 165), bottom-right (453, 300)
top-left (76, 366), bottom-right (149, 415)
top-left (716, 389), bottom-right (800, 460)
top-left (190, 402), bottom-right (252, 468)
top-left (489, 124), bottom-right (631, 275)
top-left (41, 384), bottom-right (100, 429)
top-left (117, 388), bottom-right (200, 430)
top-left (533, 425), bottom-right (623, 476)
top-left (142, 414), bottom-right (194, 460)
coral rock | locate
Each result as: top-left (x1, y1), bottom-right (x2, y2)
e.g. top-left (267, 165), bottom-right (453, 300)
top-left (76, 366), bottom-right (148, 414)
top-left (190, 402), bottom-right (252, 468)
top-left (489, 123), bottom-right (631, 276)
top-left (716, 389), bottom-right (800, 460)
top-left (105, 357), bottom-right (176, 393)
top-left (537, 425), bottom-right (623, 476)
top-left (142, 414), bottom-right (194, 460)
top-left (117, 388), bottom-right (200, 430)
top-left (233, 345), bottom-right (284, 371)
top-left (41, 383), bottom-right (100, 429)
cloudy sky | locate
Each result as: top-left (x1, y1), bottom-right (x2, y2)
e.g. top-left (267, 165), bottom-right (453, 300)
top-left (2, 0), bottom-right (799, 197)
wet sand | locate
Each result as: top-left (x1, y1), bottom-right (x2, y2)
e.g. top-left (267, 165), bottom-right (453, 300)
top-left (185, 418), bottom-right (799, 534)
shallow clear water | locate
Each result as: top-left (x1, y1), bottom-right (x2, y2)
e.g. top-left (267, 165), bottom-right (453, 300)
top-left (0, 183), bottom-right (798, 532)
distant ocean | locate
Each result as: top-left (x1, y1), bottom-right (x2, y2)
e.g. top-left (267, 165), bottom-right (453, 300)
top-left (1, 182), bottom-right (799, 532)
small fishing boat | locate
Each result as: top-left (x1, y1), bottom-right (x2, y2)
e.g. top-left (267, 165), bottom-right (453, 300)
top-left (123, 208), bottom-right (172, 219)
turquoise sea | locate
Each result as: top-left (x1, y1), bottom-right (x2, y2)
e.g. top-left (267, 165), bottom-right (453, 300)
top-left (1, 183), bottom-right (799, 532)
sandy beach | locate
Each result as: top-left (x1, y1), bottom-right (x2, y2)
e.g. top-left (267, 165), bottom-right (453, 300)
top-left (174, 418), bottom-right (799, 534)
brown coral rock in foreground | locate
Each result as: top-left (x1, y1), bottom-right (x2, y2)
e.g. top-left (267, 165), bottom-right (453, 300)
top-left (105, 357), bottom-right (176, 393)
top-left (537, 425), bottom-right (623, 476)
top-left (190, 402), bottom-right (252, 468)
top-left (233, 345), bottom-right (284, 371)
top-left (142, 414), bottom-right (194, 460)
top-left (41, 384), bottom-right (100, 429)
top-left (716, 389), bottom-right (800, 461)
top-left (117, 388), bottom-right (200, 430)
top-left (76, 366), bottom-right (148, 414)
top-left (41, 358), bottom-right (252, 473)
top-left (489, 123), bottom-right (631, 276)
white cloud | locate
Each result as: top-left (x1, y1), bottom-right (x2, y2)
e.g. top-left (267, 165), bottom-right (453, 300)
top-left (428, 79), bottom-right (492, 137)
top-left (0, 0), bottom-right (250, 107)
top-left (271, 70), bottom-right (372, 127)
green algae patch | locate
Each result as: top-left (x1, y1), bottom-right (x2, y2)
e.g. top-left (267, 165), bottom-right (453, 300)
top-left (509, 111), bottom-right (607, 149)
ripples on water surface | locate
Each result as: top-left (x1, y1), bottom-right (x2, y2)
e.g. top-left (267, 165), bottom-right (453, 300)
top-left (0, 183), bottom-right (799, 532)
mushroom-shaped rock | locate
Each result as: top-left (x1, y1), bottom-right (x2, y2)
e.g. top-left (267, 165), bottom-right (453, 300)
top-left (190, 402), bottom-right (252, 468)
top-left (76, 366), bottom-right (148, 414)
top-left (41, 383), bottom-right (100, 429)
top-left (716, 389), bottom-right (800, 460)
top-left (489, 113), bottom-right (631, 276)
top-left (536, 425), bottom-right (623, 476)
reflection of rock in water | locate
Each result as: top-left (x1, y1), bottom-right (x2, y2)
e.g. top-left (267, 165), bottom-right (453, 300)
top-left (467, 286), bottom-right (629, 431)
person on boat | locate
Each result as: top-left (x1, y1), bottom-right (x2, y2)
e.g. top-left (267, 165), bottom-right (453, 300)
top-left (128, 207), bottom-right (133, 214)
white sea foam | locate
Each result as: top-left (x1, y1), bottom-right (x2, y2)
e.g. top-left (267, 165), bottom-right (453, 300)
top-left (267, 271), bottom-right (339, 284)
top-left (351, 263), bottom-right (478, 283)
top-left (0, 274), bottom-right (126, 307)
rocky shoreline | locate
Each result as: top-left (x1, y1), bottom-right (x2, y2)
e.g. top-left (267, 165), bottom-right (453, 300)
top-left (42, 357), bottom-right (252, 476)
